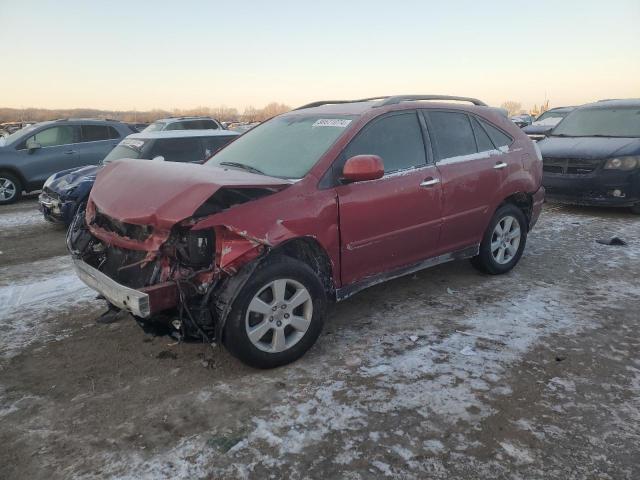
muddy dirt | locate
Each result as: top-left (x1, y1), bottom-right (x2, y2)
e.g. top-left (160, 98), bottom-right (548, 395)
top-left (1, 199), bottom-right (639, 479)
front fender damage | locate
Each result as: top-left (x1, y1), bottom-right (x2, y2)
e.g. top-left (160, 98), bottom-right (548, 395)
top-left (68, 203), bottom-right (271, 343)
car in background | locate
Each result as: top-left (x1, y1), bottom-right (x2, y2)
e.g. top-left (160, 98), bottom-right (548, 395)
top-left (523, 107), bottom-right (575, 141)
top-left (539, 99), bottom-right (640, 213)
top-left (39, 129), bottom-right (239, 225)
top-left (67, 94), bottom-right (544, 368)
top-left (142, 116), bottom-right (224, 132)
top-left (0, 118), bottom-right (135, 204)
top-left (510, 114), bottom-right (534, 128)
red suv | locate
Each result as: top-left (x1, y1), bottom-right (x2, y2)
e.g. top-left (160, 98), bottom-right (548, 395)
top-left (68, 95), bottom-right (545, 368)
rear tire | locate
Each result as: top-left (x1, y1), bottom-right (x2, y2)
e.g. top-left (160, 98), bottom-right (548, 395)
top-left (471, 203), bottom-right (528, 275)
top-left (0, 173), bottom-right (22, 205)
top-left (223, 256), bottom-right (326, 368)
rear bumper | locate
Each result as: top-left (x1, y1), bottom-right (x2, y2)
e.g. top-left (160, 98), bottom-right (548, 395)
top-left (543, 170), bottom-right (640, 207)
top-left (530, 186), bottom-right (545, 229)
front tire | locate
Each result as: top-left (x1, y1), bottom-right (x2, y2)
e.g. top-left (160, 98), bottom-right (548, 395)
top-left (471, 203), bottom-right (528, 275)
top-left (0, 173), bottom-right (22, 205)
top-left (223, 256), bottom-right (327, 368)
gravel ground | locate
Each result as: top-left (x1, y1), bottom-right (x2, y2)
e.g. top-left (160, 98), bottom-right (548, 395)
top-left (0, 199), bottom-right (639, 479)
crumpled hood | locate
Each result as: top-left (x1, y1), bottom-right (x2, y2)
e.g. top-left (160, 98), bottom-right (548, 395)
top-left (49, 165), bottom-right (101, 193)
top-left (90, 159), bottom-right (292, 230)
top-left (538, 136), bottom-right (640, 159)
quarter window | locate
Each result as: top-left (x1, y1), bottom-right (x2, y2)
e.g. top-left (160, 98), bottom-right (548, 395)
top-left (148, 138), bottom-right (204, 163)
top-left (478, 119), bottom-right (512, 148)
top-left (26, 126), bottom-right (74, 147)
top-left (343, 112), bottom-right (426, 173)
top-left (426, 111), bottom-right (477, 160)
top-left (471, 117), bottom-right (496, 152)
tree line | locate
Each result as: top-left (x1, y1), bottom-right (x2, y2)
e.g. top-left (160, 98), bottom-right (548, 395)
top-left (0, 102), bottom-right (291, 124)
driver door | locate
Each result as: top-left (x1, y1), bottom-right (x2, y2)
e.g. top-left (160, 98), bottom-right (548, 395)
top-left (335, 111), bottom-right (443, 286)
top-left (19, 125), bottom-right (79, 185)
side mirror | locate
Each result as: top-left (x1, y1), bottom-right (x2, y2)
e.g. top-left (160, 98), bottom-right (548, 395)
top-left (151, 156), bottom-right (165, 162)
top-left (342, 155), bottom-right (384, 183)
top-left (540, 126), bottom-right (554, 137)
top-left (26, 140), bottom-right (41, 153)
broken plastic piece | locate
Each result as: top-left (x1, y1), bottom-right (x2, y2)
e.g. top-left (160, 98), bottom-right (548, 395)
top-left (596, 236), bottom-right (627, 246)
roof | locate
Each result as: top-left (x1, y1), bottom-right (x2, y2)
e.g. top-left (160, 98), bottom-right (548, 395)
top-left (126, 129), bottom-right (240, 140)
top-left (289, 95), bottom-right (491, 116)
top-left (580, 99), bottom-right (640, 109)
top-left (153, 116), bottom-right (220, 123)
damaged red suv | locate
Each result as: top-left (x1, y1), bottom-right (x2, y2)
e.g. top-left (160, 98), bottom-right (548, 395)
top-left (68, 95), bottom-right (545, 368)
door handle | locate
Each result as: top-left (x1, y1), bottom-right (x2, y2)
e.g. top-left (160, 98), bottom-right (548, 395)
top-left (420, 177), bottom-right (440, 187)
top-left (493, 161), bottom-right (507, 169)
top-left (64, 150), bottom-right (76, 155)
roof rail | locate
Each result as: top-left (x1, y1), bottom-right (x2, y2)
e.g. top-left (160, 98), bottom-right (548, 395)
top-left (294, 96), bottom-right (390, 110)
top-left (377, 95), bottom-right (487, 107)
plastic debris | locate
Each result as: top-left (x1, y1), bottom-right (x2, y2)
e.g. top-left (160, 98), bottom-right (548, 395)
top-left (460, 346), bottom-right (476, 356)
top-left (409, 335), bottom-right (419, 342)
top-left (596, 236), bottom-right (627, 246)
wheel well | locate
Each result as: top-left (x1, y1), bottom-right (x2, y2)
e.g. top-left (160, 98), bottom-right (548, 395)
top-left (0, 168), bottom-right (26, 190)
top-left (269, 237), bottom-right (335, 295)
top-left (501, 192), bottom-right (533, 229)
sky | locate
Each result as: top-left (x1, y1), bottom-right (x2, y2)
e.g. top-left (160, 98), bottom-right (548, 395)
top-left (0, 0), bottom-right (639, 112)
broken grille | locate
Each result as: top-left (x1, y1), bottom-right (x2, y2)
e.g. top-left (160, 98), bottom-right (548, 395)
top-left (93, 209), bottom-right (153, 241)
top-left (543, 158), bottom-right (602, 175)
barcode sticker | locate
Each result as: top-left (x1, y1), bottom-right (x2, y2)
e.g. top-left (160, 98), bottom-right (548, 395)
top-left (312, 119), bottom-right (352, 128)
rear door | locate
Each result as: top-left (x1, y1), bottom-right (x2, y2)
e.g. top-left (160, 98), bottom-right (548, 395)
top-left (335, 111), bottom-right (443, 285)
top-left (17, 125), bottom-right (79, 185)
top-left (423, 110), bottom-right (509, 253)
top-left (76, 124), bottom-right (121, 165)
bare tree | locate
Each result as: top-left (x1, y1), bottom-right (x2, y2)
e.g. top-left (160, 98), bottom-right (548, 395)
top-left (500, 101), bottom-right (523, 116)
top-left (259, 102), bottom-right (291, 121)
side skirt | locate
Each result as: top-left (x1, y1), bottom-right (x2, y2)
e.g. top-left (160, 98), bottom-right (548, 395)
top-left (335, 244), bottom-right (479, 302)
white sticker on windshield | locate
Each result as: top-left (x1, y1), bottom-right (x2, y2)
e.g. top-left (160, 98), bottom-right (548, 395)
top-left (312, 119), bottom-right (352, 128)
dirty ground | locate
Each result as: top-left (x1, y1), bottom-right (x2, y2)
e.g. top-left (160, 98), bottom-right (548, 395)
top-left (1, 199), bottom-right (639, 479)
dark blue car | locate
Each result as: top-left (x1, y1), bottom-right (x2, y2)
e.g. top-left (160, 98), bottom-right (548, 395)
top-left (39, 129), bottom-right (240, 225)
top-left (539, 99), bottom-right (640, 214)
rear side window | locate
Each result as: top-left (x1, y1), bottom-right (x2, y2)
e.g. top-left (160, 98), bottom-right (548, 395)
top-left (478, 119), bottom-right (512, 148)
top-left (426, 111), bottom-right (477, 160)
top-left (80, 125), bottom-right (120, 142)
top-left (470, 117), bottom-right (495, 152)
top-left (343, 112), bottom-right (426, 173)
top-left (148, 137), bottom-right (204, 163)
top-left (166, 120), bottom-right (218, 130)
top-left (202, 135), bottom-right (236, 157)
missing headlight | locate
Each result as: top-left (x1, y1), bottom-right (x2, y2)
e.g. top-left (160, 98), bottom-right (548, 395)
top-left (177, 229), bottom-right (214, 267)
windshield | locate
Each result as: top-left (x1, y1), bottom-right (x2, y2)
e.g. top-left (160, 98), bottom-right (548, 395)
top-left (102, 138), bottom-right (148, 163)
top-left (536, 110), bottom-right (569, 122)
top-left (205, 115), bottom-right (355, 178)
top-left (1, 123), bottom-right (41, 145)
top-left (552, 106), bottom-right (640, 137)
top-left (142, 122), bottom-right (167, 132)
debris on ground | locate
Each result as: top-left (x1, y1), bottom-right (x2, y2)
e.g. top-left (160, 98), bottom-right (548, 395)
top-left (409, 335), bottom-right (419, 342)
top-left (460, 346), bottom-right (476, 356)
top-left (156, 350), bottom-right (178, 360)
top-left (596, 236), bottom-right (627, 246)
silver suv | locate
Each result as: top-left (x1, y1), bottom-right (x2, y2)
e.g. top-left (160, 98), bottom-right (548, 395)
top-left (142, 116), bottom-right (224, 132)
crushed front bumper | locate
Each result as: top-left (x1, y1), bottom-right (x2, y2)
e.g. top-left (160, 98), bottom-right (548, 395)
top-left (39, 192), bottom-right (77, 224)
top-left (73, 258), bottom-right (152, 317)
top-left (543, 170), bottom-right (640, 207)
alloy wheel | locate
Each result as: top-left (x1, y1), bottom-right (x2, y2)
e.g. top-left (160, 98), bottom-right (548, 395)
top-left (0, 177), bottom-right (17, 202)
top-left (245, 278), bottom-right (313, 353)
top-left (491, 215), bottom-right (521, 264)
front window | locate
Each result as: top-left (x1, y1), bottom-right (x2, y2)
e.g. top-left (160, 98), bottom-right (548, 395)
top-left (102, 139), bottom-right (148, 163)
top-left (206, 115), bottom-right (355, 178)
top-left (27, 126), bottom-right (75, 147)
top-left (552, 106), bottom-right (640, 138)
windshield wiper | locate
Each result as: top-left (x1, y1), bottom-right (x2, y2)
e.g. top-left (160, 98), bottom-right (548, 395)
top-left (219, 162), bottom-right (265, 175)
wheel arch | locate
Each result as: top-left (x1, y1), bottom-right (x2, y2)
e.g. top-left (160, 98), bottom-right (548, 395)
top-left (499, 192), bottom-right (533, 230)
top-left (0, 167), bottom-right (26, 191)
